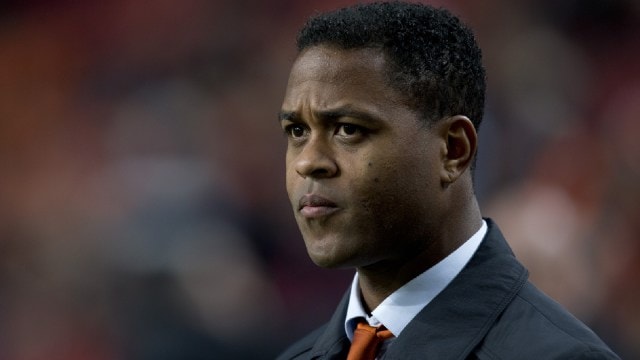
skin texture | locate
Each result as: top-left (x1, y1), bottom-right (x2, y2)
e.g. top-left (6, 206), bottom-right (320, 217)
top-left (280, 45), bottom-right (482, 311)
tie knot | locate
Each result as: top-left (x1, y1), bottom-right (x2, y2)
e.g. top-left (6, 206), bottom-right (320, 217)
top-left (347, 321), bottom-right (394, 360)
top-left (355, 322), bottom-right (393, 340)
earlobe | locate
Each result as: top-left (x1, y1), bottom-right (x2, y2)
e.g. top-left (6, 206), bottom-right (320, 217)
top-left (440, 115), bottom-right (477, 186)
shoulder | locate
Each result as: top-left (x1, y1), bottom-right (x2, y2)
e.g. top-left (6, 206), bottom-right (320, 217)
top-left (477, 281), bottom-right (619, 359)
top-left (275, 325), bottom-right (327, 360)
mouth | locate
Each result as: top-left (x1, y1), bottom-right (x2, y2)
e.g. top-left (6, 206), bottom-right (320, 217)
top-left (298, 194), bottom-right (340, 219)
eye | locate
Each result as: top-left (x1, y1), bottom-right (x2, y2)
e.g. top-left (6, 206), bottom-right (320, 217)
top-left (284, 124), bottom-right (307, 138)
top-left (336, 123), bottom-right (363, 137)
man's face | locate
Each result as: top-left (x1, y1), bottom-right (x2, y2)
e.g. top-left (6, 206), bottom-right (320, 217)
top-left (280, 45), bottom-right (445, 268)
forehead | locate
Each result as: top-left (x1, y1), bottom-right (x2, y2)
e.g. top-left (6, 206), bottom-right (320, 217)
top-left (283, 45), bottom-right (405, 111)
top-left (290, 45), bottom-right (388, 83)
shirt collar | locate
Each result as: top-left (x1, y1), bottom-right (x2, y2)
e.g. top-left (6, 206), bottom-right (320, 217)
top-left (344, 220), bottom-right (487, 340)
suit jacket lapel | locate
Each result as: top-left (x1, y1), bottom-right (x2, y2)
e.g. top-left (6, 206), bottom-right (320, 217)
top-left (306, 219), bottom-right (528, 360)
top-left (308, 290), bottom-right (351, 359)
top-left (383, 219), bottom-right (528, 360)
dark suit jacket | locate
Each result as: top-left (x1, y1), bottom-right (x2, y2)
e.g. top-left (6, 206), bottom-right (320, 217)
top-left (277, 219), bottom-right (619, 359)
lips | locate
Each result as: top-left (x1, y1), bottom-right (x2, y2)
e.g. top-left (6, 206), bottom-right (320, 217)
top-left (298, 194), bottom-right (340, 218)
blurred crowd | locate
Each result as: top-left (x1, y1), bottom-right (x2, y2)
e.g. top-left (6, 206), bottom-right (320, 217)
top-left (0, 0), bottom-right (638, 359)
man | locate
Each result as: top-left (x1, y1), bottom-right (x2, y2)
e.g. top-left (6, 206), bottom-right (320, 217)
top-left (277, 2), bottom-right (619, 359)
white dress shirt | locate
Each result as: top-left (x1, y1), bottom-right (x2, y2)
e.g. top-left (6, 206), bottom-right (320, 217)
top-left (344, 220), bottom-right (488, 340)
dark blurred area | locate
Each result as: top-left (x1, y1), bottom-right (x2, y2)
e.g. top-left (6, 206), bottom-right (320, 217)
top-left (0, 0), bottom-right (638, 359)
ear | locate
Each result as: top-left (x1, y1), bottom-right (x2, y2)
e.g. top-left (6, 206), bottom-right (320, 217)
top-left (439, 115), bottom-right (477, 187)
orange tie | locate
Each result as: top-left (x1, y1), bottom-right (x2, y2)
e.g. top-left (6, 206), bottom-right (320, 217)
top-left (346, 322), bottom-right (394, 360)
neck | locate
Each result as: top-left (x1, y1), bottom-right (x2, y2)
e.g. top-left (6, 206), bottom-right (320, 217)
top-left (356, 197), bottom-right (482, 312)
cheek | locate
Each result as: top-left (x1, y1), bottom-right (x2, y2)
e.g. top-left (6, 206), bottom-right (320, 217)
top-left (285, 150), bottom-right (296, 187)
top-left (285, 160), bottom-right (299, 209)
top-left (347, 159), bottom-right (401, 211)
top-left (285, 171), bottom-right (298, 208)
top-left (355, 152), bottom-right (437, 213)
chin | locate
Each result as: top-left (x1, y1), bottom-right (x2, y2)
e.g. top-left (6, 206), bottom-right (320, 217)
top-left (306, 246), bottom-right (342, 268)
top-left (308, 253), bottom-right (348, 268)
top-left (304, 237), bottom-right (355, 269)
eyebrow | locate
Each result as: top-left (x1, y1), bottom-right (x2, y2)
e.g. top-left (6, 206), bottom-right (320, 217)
top-left (278, 111), bottom-right (298, 122)
top-left (278, 106), bottom-right (381, 124)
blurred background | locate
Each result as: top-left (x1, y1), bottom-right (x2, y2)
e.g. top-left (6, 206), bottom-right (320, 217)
top-left (0, 0), bottom-right (638, 358)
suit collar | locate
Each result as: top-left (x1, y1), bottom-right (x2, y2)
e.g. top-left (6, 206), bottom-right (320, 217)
top-left (308, 219), bottom-right (528, 360)
top-left (345, 220), bottom-right (488, 340)
top-left (383, 218), bottom-right (528, 359)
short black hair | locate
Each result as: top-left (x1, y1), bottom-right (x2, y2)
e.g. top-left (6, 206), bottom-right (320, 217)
top-left (296, 1), bottom-right (486, 130)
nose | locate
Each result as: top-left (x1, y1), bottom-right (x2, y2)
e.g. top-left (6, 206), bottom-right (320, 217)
top-left (294, 137), bottom-right (338, 179)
